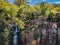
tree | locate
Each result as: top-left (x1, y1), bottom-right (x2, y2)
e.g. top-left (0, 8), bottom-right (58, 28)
top-left (4, 0), bottom-right (8, 2)
top-left (0, 0), bottom-right (8, 2)
top-left (14, 0), bottom-right (26, 6)
top-left (0, 1), bottom-right (25, 45)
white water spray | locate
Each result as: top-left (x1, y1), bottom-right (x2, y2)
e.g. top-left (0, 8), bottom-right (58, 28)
top-left (13, 26), bottom-right (17, 45)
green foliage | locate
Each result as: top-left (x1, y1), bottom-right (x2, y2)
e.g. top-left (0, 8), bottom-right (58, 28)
top-left (47, 11), bottom-right (56, 22)
top-left (0, 1), bottom-right (24, 45)
top-left (2, 27), bottom-right (9, 45)
top-left (0, 27), bottom-right (9, 45)
top-left (12, 17), bottom-right (25, 29)
top-left (0, 0), bottom-right (60, 45)
top-left (34, 32), bottom-right (40, 40)
top-left (0, 20), bottom-right (9, 45)
top-left (14, 0), bottom-right (26, 6)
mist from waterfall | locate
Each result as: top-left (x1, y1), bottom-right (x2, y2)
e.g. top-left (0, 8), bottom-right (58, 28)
top-left (13, 26), bottom-right (17, 45)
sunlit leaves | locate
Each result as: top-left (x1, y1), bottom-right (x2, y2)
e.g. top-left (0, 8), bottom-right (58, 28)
top-left (0, 1), bottom-right (25, 30)
top-left (51, 9), bottom-right (57, 14)
top-left (28, 7), bottom-right (36, 12)
top-left (12, 17), bottom-right (25, 29)
top-left (19, 5), bottom-right (28, 13)
top-left (0, 0), bottom-right (60, 45)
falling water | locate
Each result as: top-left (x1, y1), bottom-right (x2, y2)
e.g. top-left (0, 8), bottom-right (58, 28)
top-left (13, 26), bottom-right (17, 45)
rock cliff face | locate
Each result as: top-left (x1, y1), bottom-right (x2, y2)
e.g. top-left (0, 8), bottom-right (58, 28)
top-left (9, 22), bottom-right (60, 45)
top-left (9, 13), bottom-right (60, 45)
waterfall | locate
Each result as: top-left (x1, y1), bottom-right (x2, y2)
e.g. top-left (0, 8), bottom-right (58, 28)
top-left (13, 26), bottom-right (17, 45)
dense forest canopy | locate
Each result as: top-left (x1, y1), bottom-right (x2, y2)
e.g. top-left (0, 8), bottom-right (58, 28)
top-left (0, 0), bottom-right (60, 45)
